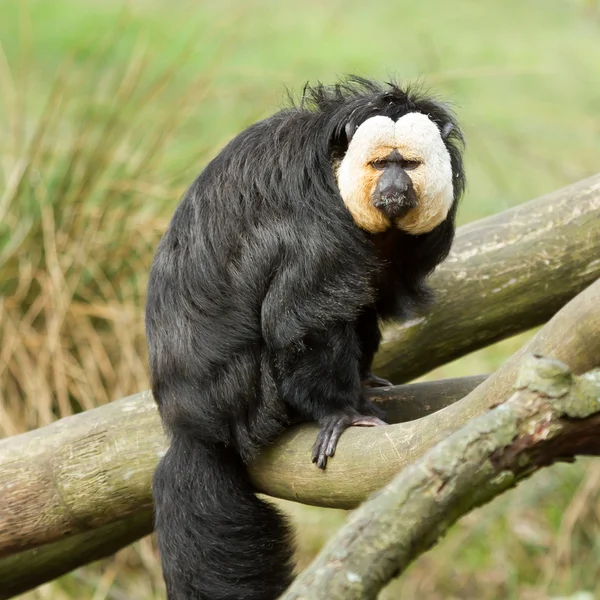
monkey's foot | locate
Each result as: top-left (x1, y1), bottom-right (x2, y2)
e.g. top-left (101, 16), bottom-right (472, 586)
top-left (360, 398), bottom-right (386, 421)
top-left (361, 372), bottom-right (393, 389)
top-left (311, 409), bottom-right (387, 470)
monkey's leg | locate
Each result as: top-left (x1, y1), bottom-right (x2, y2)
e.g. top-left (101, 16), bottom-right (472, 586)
top-left (311, 406), bottom-right (386, 469)
top-left (268, 314), bottom-right (388, 470)
top-left (356, 306), bottom-right (393, 389)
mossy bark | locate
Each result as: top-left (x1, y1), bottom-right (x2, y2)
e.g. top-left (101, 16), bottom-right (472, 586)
top-left (280, 356), bottom-right (600, 600)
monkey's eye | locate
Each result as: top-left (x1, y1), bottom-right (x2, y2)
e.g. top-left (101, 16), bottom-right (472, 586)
top-left (369, 159), bottom-right (388, 170)
top-left (370, 158), bottom-right (421, 170)
top-left (402, 160), bottom-right (421, 170)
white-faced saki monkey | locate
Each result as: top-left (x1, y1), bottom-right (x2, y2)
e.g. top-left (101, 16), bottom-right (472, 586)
top-left (146, 76), bottom-right (466, 600)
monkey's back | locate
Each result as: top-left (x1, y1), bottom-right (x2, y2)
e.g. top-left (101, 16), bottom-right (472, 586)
top-left (145, 113), bottom-right (375, 456)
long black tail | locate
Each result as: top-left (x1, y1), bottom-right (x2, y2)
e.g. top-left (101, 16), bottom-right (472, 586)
top-left (153, 433), bottom-right (295, 600)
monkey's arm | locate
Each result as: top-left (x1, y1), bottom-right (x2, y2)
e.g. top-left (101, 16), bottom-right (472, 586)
top-left (261, 258), bottom-right (386, 469)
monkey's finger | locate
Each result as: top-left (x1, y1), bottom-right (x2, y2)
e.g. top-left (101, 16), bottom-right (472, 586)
top-left (313, 440), bottom-right (329, 469)
top-left (311, 424), bottom-right (333, 466)
top-left (317, 452), bottom-right (328, 470)
top-left (324, 417), bottom-right (354, 458)
top-left (312, 417), bottom-right (340, 468)
top-left (311, 439), bottom-right (323, 465)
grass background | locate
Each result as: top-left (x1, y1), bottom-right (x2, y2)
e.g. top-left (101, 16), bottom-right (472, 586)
top-left (1, 0), bottom-right (599, 598)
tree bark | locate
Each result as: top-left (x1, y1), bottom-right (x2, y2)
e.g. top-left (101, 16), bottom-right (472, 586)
top-left (375, 173), bottom-right (600, 383)
top-left (0, 377), bottom-right (488, 598)
top-left (0, 511), bottom-right (153, 600)
top-left (0, 391), bottom-right (161, 561)
top-left (360, 374), bottom-right (487, 423)
top-left (280, 355), bottom-right (600, 600)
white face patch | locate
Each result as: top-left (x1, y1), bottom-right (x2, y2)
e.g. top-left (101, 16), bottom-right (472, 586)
top-left (335, 112), bottom-right (454, 234)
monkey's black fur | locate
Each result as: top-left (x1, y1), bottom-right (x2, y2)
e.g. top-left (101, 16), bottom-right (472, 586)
top-left (146, 77), bottom-right (465, 600)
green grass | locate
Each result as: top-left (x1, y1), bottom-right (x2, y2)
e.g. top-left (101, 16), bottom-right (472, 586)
top-left (1, 0), bottom-right (600, 598)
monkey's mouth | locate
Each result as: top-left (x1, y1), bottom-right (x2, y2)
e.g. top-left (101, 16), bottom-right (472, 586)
top-left (372, 196), bottom-right (417, 220)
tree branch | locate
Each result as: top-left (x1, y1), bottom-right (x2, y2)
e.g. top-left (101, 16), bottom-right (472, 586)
top-left (0, 511), bottom-right (153, 600)
top-left (376, 173), bottom-right (600, 383)
top-left (250, 278), bottom-right (600, 507)
top-left (280, 355), bottom-right (600, 600)
top-left (0, 376), bottom-right (482, 562)
top-left (1, 280), bottom-right (598, 596)
top-left (0, 376), bottom-right (488, 598)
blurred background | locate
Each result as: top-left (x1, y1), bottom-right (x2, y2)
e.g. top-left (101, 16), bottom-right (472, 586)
top-left (1, 0), bottom-right (599, 598)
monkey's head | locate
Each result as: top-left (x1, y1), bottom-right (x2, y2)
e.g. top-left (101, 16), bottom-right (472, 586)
top-left (335, 112), bottom-right (457, 235)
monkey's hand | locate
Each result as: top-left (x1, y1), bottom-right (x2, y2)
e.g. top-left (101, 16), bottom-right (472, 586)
top-left (311, 404), bottom-right (387, 470)
top-left (361, 372), bottom-right (393, 389)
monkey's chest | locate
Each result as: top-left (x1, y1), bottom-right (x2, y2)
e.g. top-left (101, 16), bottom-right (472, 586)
top-left (369, 230), bottom-right (399, 280)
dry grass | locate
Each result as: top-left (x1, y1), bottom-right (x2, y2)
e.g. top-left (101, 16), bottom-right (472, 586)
top-left (0, 33), bottom-right (211, 435)
top-left (0, 32), bottom-right (220, 600)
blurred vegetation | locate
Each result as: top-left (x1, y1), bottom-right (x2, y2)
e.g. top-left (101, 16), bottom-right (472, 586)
top-left (1, 0), bottom-right (599, 598)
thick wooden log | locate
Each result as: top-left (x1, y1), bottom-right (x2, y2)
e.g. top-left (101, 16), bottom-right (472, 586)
top-left (0, 511), bottom-right (153, 600)
top-left (376, 173), bottom-right (600, 383)
top-left (0, 391), bottom-right (161, 560)
top-left (0, 377), bottom-right (480, 561)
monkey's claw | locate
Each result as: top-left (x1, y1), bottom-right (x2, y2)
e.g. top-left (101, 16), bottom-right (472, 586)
top-left (361, 372), bottom-right (393, 389)
top-left (311, 410), bottom-right (387, 470)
